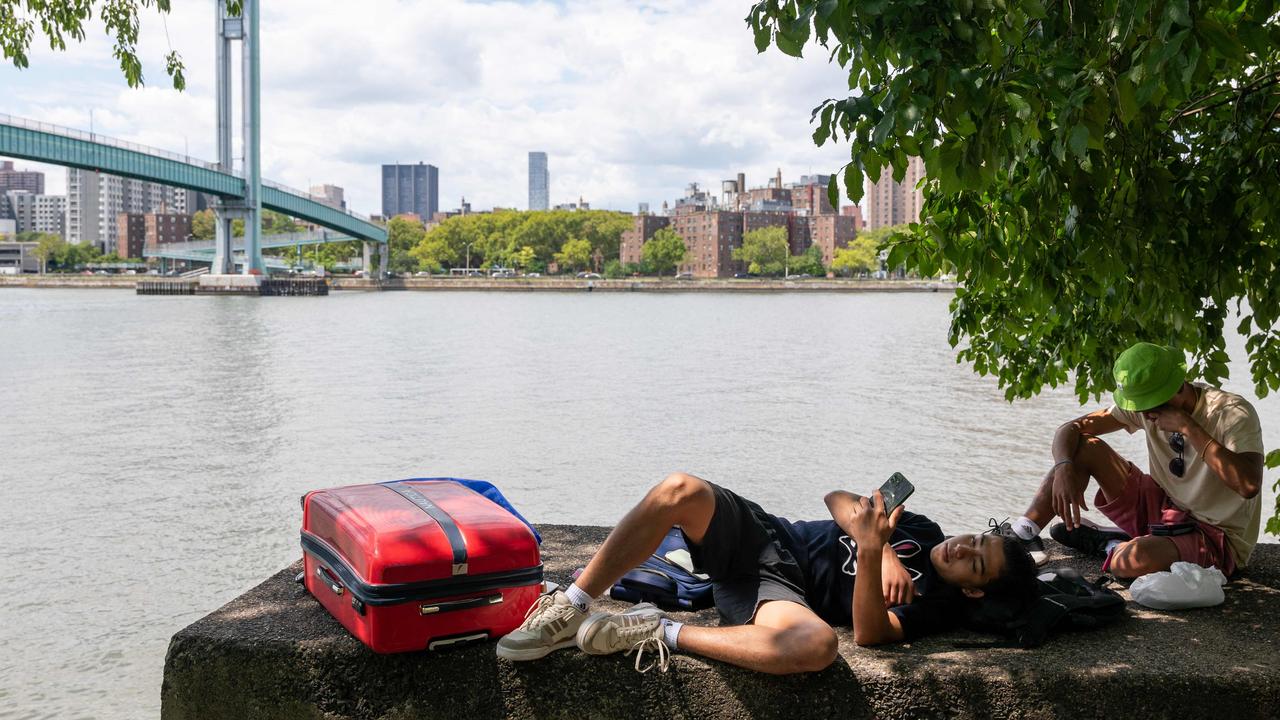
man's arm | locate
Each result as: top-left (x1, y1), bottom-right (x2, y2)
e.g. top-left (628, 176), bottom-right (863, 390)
top-left (1150, 411), bottom-right (1264, 498)
top-left (825, 491), bottom-right (915, 606)
top-left (1051, 409), bottom-right (1127, 528)
top-left (825, 491), bottom-right (905, 646)
top-left (1052, 409), bottom-right (1127, 462)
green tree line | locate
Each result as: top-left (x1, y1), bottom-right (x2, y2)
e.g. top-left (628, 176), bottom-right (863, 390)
top-left (398, 209), bottom-right (632, 275)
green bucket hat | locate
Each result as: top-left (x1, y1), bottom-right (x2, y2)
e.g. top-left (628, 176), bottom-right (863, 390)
top-left (1112, 342), bottom-right (1187, 411)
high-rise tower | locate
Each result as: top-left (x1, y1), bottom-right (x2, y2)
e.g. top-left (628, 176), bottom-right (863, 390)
top-left (528, 152), bottom-right (549, 211)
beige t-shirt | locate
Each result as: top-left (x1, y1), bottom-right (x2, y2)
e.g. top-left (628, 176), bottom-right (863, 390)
top-left (1109, 383), bottom-right (1265, 567)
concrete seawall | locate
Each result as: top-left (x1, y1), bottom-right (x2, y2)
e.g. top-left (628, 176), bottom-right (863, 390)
top-left (330, 278), bottom-right (955, 293)
top-left (0, 274), bottom-right (955, 293)
top-left (162, 525), bottom-right (1279, 720)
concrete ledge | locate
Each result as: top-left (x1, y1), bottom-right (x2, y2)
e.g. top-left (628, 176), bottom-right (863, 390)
top-left (162, 526), bottom-right (1280, 720)
top-left (0, 274), bottom-right (138, 288)
top-left (330, 278), bottom-right (956, 293)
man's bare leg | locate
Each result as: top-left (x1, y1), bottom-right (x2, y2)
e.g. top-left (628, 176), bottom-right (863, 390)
top-left (1108, 535), bottom-right (1180, 578)
top-left (573, 472), bottom-right (716, 597)
top-left (1023, 436), bottom-right (1132, 529)
top-left (677, 600), bottom-right (838, 674)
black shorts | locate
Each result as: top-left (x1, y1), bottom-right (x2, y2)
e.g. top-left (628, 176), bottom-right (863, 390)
top-left (680, 482), bottom-right (809, 625)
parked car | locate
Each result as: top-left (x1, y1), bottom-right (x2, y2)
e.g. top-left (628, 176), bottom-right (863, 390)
top-left (732, 272), bottom-right (750, 279)
top-left (791, 273), bottom-right (813, 279)
top-left (674, 272), bottom-right (693, 280)
top-left (415, 271), bottom-right (432, 277)
top-left (577, 272), bottom-right (602, 279)
top-left (526, 272), bottom-right (541, 278)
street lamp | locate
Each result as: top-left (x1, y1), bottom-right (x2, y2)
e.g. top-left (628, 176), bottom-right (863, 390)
top-left (465, 242), bottom-right (474, 276)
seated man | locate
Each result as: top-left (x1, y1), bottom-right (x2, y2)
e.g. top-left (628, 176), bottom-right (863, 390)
top-left (1004, 342), bottom-right (1265, 578)
top-left (496, 473), bottom-right (1037, 674)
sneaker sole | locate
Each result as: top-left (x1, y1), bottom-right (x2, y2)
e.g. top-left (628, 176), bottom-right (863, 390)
top-left (495, 637), bottom-right (577, 661)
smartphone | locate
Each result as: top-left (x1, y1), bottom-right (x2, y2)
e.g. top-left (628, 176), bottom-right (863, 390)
top-left (878, 472), bottom-right (915, 514)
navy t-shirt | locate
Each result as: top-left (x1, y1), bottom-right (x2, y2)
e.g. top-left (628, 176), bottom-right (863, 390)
top-left (768, 510), bottom-right (964, 640)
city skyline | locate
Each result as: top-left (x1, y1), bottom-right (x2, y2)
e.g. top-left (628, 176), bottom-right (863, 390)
top-left (0, 0), bottom-right (856, 216)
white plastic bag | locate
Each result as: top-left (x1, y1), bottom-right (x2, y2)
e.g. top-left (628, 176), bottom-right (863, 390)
top-left (1130, 561), bottom-right (1227, 609)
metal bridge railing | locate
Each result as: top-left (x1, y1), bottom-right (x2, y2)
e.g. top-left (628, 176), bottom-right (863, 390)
top-left (0, 113), bottom-right (223, 172)
top-left (260, 178), bottom-right (375, 223)
top-left (0, 113), bottom-right (379, 226)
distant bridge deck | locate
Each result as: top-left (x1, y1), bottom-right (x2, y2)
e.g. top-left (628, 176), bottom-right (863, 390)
top-left (0, 114), bottom-right (386, 244)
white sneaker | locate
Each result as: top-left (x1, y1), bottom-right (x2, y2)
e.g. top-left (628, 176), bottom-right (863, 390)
top-left (495, 590), bottom-right (587, 661)
top-left (575, 603), bottom-right (671, 672)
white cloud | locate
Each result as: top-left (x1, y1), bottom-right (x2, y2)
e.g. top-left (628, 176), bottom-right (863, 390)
top-left (2, 0), bottom-right (856, 214)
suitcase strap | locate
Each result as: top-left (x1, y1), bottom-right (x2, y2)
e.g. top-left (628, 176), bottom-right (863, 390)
top-left (385, 482), bottom-right (469, 574)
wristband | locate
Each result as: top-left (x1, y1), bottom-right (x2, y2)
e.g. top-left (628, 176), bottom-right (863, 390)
top-left (1052, 459), bottom-right (1073, 470)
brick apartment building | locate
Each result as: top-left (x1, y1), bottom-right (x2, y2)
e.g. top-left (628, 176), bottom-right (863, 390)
top-left (670, 208), bottom-right (746, 278)
top-left (624, 170), bottom-right (863, 278)
top-left (619, 214), bottom-right (670, 266)
top-left (116, 210), bottom-right (193, 259)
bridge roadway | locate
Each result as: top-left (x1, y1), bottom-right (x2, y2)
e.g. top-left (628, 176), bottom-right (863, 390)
top-left (0, 114), bottom-right (386, 245)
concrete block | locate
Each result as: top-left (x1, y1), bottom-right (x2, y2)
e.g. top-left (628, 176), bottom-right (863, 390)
top-left (162, 526), bottom-right (1280, 720)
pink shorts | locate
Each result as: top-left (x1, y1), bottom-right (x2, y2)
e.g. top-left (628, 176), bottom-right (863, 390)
top-left (1094, 462), bottom-right (1236, 576)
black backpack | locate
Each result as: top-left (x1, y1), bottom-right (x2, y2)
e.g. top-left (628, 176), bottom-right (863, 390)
top-left (959, 567), bottom-right (1127, 648)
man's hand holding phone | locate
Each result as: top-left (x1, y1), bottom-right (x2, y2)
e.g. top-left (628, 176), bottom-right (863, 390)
top-left (847, 491), bottom-right (904, 549)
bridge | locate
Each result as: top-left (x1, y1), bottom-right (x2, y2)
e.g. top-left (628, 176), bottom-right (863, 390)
top-left (142, 229), bottom-right (361, 270)
top-left (0, 113), bottom-right (387, 248)
top-left (0, 0), bottom-right (387, 282)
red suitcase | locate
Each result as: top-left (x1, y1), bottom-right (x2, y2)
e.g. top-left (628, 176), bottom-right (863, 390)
top-left (301, 479), bottom-right (543, 653)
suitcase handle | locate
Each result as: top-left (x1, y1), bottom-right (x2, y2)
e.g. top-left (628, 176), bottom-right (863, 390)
top-left (420, 593), bottom-right (504, 615)
top-left (316, 565), bottom-right (344, 596)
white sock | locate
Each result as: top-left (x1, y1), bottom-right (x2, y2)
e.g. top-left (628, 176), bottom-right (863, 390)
top-left (661, 619), bottom-right (683, 651)
top-left (1104, 539), bottom-right (1123, 556)
top-left (564, 583), bottom-right (593, 611)
top-left (1012, 517), bottom-right (1041, 541)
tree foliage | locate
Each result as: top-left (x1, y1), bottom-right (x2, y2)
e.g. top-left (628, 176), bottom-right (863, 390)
top-left (749, 0), bottom-right (1280, 530)
top-left (789, 242), bottom-right (827, 276)
top-left (642, 227), bottom-right (689, 276)
top-left (29, 235), bottom-right (102, 270)
top-left (0, 1), bottom-right (243, 89)
top-left (733, 226), bottom-right (789, 275)
top-left (554, 237), bottom-right (592, 272)
top-left (831, 233), bottom-right (881, 276)
top-left (409, 209), bottom-right (631, 274)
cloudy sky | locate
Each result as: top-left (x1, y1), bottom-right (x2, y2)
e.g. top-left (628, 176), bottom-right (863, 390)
top-left (2, 0), bottom-right (856, 216)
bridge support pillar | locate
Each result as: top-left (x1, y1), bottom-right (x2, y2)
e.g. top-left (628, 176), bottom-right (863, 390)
top-left (214, 0), bottom-right (264, 276)
top-left (379, 243), bottom-right (388, 279)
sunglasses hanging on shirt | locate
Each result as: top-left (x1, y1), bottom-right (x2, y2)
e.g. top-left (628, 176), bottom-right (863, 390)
top-left (1168, 432), bottom-right (1186, 477)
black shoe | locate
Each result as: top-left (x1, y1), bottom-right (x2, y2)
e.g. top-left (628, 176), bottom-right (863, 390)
top-left (994, 520), bottom-right (1049, 566)
top-left (1049, 520), bottom-right (1131, 557)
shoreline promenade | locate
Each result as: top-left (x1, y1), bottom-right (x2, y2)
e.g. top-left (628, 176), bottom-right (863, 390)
top-left (0, 275), bottom-right (957, 294)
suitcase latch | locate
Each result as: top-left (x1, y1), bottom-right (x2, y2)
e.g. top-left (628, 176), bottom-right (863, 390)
top-left (452, 563), bottom-right (468, 576)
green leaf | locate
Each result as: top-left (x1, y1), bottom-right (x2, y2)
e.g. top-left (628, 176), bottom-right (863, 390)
top-left (843, 162), bottom-right (864, 203)
top-left (1168, 0), bottom-right (1191, 27)
top-left (753, 24), bottom-right (773, 53)
top-left (1068, 124), bottom-right (1090, 161)
top-left (1007, 92), bottom-right (1032, 121)
top-left (1115, 76), bottom-right (1138, 124)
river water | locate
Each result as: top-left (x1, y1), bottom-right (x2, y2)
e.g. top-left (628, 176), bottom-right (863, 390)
top-left (1, 288), bottom-right (1276, 719)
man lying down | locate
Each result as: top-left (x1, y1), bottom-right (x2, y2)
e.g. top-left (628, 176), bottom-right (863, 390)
top-left (497, 473), bottom-right (1038, 673)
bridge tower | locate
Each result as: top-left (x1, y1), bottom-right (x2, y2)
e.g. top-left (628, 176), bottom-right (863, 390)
top-left (212, 0), bottom-right (264, 276)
